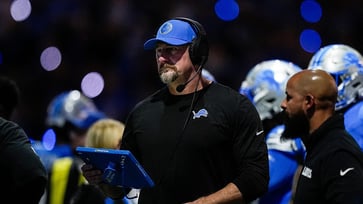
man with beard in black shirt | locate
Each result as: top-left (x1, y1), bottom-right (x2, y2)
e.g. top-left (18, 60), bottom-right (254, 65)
top-left (81, 17), bottom-right (269, 203)
top-left (281, 69), bottom-right (363, 203)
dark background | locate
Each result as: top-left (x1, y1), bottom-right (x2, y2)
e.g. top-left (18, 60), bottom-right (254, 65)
top-left (0, 0), bottom-right (362, 140)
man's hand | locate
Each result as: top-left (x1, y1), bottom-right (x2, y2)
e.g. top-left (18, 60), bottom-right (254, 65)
top-left (81, 164), bottom-right (103, 184)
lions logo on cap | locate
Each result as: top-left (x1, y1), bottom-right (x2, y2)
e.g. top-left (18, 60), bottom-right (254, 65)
top-left (159, 22), bottom-right (173, 35)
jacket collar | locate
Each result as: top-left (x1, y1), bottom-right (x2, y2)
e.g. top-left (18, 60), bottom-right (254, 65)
top-left (303, 113), bottom-right (345, 152)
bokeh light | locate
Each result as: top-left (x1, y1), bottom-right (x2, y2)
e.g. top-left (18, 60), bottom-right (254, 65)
top-left (300, 0), bottom-right (322, 23)
top-left (42, 128), bottom-right (56, 151)
top-left (81, 72), bottom-right (105, 98)
top-left (10, 0), bottom-right (32, 22)
top-left (214, 0), bottom-right (239, 21)
top-left (300, 29), bottom-right (321, 53)
top-left (40, 46), bottom-right (62, 71)
top-left (1, 0), bottom-right (361, 142)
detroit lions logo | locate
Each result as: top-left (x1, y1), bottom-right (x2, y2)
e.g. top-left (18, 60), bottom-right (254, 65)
top-left (159, 22), bottom-right (173, 35)
top-left (192, 109), bottom-right (208, 119)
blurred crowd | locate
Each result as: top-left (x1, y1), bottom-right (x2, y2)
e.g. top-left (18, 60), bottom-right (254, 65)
top-left (0, 0), bottom-right (362, 140)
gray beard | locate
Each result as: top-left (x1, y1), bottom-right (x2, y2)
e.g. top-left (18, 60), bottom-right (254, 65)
top-left (160, 69), bottom-right (178, 84)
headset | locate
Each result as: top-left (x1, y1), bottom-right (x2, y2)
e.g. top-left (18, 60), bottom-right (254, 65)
top-left (173, 17), bottom-right (209, 67)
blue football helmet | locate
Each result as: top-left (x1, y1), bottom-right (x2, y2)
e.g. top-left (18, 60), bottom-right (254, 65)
top-left (240, 59), bottom-right (302, 120)
top-left (46, 90), bottom-right (105, 130)
top-left (308, 44), bottom-right (363, 110)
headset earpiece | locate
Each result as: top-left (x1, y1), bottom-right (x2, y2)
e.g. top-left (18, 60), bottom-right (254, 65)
top-left (173, 17), bottom-right (209, 67)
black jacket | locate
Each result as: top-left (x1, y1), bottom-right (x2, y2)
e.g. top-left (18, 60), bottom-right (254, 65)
top-left (0, 117), bottom-right (48, 204)
top-left (294, 114), bottom-right (363, 204)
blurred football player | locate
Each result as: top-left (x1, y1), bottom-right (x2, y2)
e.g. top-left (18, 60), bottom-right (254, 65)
top-left (33, 90), bottom-right (105, 170)
top-left (35, 90), bottom-right (105, 204)
top-left (240, 59), bottom-right (306, 204)
top-left (308, 44), bottom-right (363, 150)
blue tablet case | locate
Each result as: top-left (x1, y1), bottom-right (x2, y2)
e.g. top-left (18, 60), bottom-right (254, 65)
top-left (76, 146), bottom-right (154, 188)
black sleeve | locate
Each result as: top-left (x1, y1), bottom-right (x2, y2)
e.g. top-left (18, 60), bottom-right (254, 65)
top-left (0, 119), bottom-right (48, 202)
top-left (231, 97), bottom-right (269, 202)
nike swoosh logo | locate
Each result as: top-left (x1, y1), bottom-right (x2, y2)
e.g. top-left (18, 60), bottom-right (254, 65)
top-left (340, 167), bottom-right (354, 176)
top-left (256, 130), bottom-right (264, 136)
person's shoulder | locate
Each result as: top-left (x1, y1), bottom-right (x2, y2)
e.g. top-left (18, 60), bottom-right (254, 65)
top-left (210, 82), bottom-right (235, 92)
top-left (126, 87), bottom-right (168, 118)
top-left (206, 83), bottom-right (259, 117)
top-left (208, 82), bottom-right (253, 105)
top-left (209, 82), bottom-right (247, 98)
top-left (344, 100), bottom-right (363, 119)
top-left (319, 126), bottom-right (361, 156)
top-left (0, 117), bottom-right (17, 126)
top-left (0, 117), bottom-right (26, 138)
top-left (134, 87), bottom-right (168, 107)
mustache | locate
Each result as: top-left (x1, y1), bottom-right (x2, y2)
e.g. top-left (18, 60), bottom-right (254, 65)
top-left (159, 64), bottom-right (177, 72)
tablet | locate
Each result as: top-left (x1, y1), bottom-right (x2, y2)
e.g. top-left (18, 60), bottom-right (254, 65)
top-left (76, 146), bottom-right (154, 188)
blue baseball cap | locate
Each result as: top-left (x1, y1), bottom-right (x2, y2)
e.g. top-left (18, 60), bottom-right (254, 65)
top-left (144, 19), bottom-right (197, 50)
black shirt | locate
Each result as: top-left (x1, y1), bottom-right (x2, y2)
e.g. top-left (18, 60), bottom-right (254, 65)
top-left (121, 82), bottom-right (269, 203)
top-left (295, 114), bottom-right (363, 204)
top-left (0, 117), bottom-right (47, 204)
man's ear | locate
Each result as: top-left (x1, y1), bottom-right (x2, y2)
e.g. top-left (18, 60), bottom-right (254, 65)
top-left (304, 94), bottom-right (316, 114)
top-left (305, 94), bottom-right (315, 105)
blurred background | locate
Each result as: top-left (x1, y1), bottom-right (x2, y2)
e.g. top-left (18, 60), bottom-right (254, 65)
top-left (0, 0), bottom-right (362, 140)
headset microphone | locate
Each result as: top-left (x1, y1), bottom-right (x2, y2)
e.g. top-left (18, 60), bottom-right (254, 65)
top-left (176, 84), bottom-right (187, 93)
top-left (176, 65), bottom-right (202, 93)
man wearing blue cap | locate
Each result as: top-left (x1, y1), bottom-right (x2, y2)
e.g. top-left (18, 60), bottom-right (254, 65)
top-left (81, 17), bottom-right (269, 203)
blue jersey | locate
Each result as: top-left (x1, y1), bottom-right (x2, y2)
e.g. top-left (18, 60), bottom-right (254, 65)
top-left (259, 125), bottom-right (305, 204)
top-left (31, 140), bottom-right (73, 171)
top-left (344, 101), bottom-right (363, 151)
